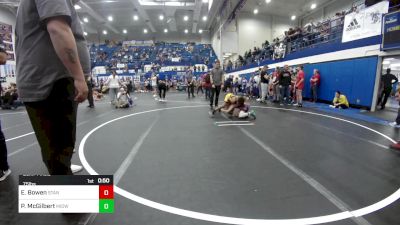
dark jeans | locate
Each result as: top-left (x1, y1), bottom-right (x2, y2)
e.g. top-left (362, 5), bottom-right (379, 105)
top-left (210, 85), bottom-right (221, 107)
top-left (24, 78), bottom-right (77, 175)
top-left (197, 86), bottom-right (203, 94)
top-left (311, 85), bottom-right (318, 102)
top-left (0, 123), bottom-right (8, 171)
top-left (87, 83), bottom-right (94, 107)
top-left (187, 83), bottom-right (195, 98)
top-left (396, 108), bottom-right (400, 125)
top-left (205, 87), bottom-right (211, 100)
top-left (158, 83), bottom-right (167, 99)
top-left (378, 88), bottom-right (392, 108)
top-left (280, 85), bottom-right (290, 104)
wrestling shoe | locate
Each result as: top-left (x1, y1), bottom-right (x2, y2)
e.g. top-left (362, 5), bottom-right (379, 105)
top-left (0, 169), bottom-right (11, 182)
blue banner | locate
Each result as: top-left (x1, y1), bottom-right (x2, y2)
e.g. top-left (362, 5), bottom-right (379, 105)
top-left (382, 11), bottom-right (400, 50)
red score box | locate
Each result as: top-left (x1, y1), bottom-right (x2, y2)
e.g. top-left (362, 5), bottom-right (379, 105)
top-left (99, 185), bottom-right (114, 199)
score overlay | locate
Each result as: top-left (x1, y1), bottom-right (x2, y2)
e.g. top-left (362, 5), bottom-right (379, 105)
top-left (18, 175), bottom-right (114, 213)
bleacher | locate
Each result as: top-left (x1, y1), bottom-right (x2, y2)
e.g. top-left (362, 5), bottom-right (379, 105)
top-left (90, 41), bottom-right (218, 72)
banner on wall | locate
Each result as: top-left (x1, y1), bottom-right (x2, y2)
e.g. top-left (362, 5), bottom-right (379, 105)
top-left (122, 40), bottom-right (154, 46)
top-left (342, 1), bottom-right (389, 43)
top-left (382, 10), bottom-right (400, 50)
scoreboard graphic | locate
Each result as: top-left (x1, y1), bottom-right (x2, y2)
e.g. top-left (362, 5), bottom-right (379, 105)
top-left (19, 175), bottom-right (114, 213)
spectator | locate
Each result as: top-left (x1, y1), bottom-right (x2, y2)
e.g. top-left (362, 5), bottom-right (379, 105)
top-left (330, 91), bottom-right (349, 109)
top-left (106, 71), bottom-right (121, 104)
top-left (227, 60), bottom-right (233, 71)
top-left (258, 65), bottom-right (269, 103)
top-left (16, 0), bottom-right (88, 175)
top-left (203, 72), bottom-right (212, 100)
top-left (310, 69), bottom-right (321, 102)
top-left (186, 67), bottom-right (195, 99)
top-left (158, 78), bottom-right (167, 102)
top-left (389, 87), bottom-right (400, 128)
top-left (377, 68), bottom-right (398, 110)
top-left (196, 76), bottom-right (203, 95)
top-left (224, 75), bottom-right (233, 93)
top-left (279, 65), bottom-right (292, 105)
top-left (271, 67), bottom-right (281, 103)
top-left (0, 47), bottom-right (11, 181)
top-left (87, 76), bottom-right (95, 108)
top-left (210, 60), bottom-right (225, 109)
top-left (294, 65), bottom-right (305, 107)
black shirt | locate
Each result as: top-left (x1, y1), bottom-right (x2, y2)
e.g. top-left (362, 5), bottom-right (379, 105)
top-left (260, 70), bottom-right (268, 84)
top-left (381, 73), bottom-right (398, 89)
top-left (279, 70), bottom-right (292, 86)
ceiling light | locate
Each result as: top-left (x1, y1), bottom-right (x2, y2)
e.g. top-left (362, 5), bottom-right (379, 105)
top-left (202, 0), bottom-right (208, 3)
top-left (253, 9), bottom-right (259, 14)
top-left (291, 15), bottom-right (296, 20)
top-left (202, 16), bottom-right (207, 21)
top-left (103, 30), bottom-right (108, 35)
top-left (199, 29), bottom-right (203, 34)
top-left (159, 15), bottom-right (164, 20)
top-left (144, 29), bottom-right (148, 34)
top-left (108, 16), bottom-right (113, 22)
top-left (74, 4), bottom-right (81, 10)
top-left (164, 28), bottom-right (168, 33)
top-left (83, 32), bottom-right (88, 36)
top-left (266, 0), bottom-right (271, 3)
top-left (382, 61), bottom-right (390, 65)
top-left (133, 15), bottom-right (139, 21)
top-left (184, 15), bottom-right (189, 21)
top-left (83, 17), bottom-right (89, 23)
top-left (311, 3), bottom-right (317, 9)
top-left (123, 29), bottom-right (127, 34)
top-left (184, 29), bottom-right (188, 34)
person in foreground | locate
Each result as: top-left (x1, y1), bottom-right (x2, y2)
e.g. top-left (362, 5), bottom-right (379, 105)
top-left (389, 88), bottom-right (400, 128)
top-left (329, 91), bottom-right (349, 109)
top-left (0, 47), bottom-right (11, 181)
top-left (16, 0), bottom-right (88, 175)
top-left (389, 88), bottom-right (400, 150)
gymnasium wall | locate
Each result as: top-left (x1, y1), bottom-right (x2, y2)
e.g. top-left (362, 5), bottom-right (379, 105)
top-left (303, 56), bottom-right (378, 107)
top-left (301, 0), bottom-right (356, 26)
top-left (211, 13), bottom-right (297, 58)
top-left (238, 56), bottom-right (378, 108)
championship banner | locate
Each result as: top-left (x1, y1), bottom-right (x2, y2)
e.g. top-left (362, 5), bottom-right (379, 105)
top-left (342, 1), bottom-right (389, 43)
top-left (382, 11), bottom-right (400, 50)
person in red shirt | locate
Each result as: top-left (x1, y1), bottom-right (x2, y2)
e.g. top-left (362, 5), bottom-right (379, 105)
top-left (310, 69), bottom-right (321, 102)
top-left (203, 72), bottom-right (212, 100)
top-left (294, 65), bottom-right (305, 107)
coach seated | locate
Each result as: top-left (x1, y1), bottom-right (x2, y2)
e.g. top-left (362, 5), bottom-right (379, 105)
top-left (2, 83), bottom-right (22, 110)
top-left (330, 91), bottom-right (349, 109)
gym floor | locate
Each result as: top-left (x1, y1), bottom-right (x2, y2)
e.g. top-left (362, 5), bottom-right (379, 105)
top-left (0, 92), bottom-right (399, 225)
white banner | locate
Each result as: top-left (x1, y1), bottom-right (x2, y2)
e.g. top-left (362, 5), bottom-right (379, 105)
top-left (122, 40), bottom-right (154, 46)
top-left (342, 1), bottom-right (389, 43)
top-left (171, 57), bottom-right (181, 62)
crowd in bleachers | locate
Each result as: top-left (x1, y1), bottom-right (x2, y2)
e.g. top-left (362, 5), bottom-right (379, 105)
top-left (226, 3), bottom-right (368, 72)
top-left (90, 41), bottom-right (217, 74)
